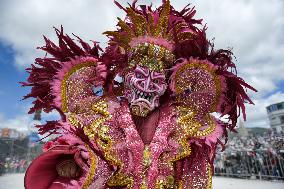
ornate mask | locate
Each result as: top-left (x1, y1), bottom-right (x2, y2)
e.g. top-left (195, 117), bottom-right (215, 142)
top-left (124, 65), bottom-right (167, 117)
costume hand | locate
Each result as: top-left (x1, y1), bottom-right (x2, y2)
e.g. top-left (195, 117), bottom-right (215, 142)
top-left (56, 159), bottom-right (81, 178)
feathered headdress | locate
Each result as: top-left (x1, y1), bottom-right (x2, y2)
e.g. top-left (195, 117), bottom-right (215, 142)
top-left (103, 0), bottom-right (257, 130)
top-left (104, 0), bottom-right (204, 72)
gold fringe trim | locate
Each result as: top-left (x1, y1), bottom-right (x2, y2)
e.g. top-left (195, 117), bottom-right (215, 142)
top-left (82, 145), bottom-right (98, 189)
top-left (206, 163), bottom-right (213, 189)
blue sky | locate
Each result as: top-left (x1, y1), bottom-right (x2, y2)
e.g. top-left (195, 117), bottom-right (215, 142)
top-left (0, 0), bottom-right (284, 131)
top-left (0, 42), bottom-right (30, 119)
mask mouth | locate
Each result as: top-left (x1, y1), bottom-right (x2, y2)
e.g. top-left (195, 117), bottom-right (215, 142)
top-left (129, 87), bottom-right (159, 117)
top-left (133, 88), bottom-right (156, 104)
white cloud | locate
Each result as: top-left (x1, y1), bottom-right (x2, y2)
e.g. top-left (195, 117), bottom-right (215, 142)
top-left (245, 92), bottom-right (284, 128)
top-left (0, 113), bottom-right (33, 131)
top-left (1, 0), bottom-right (284, 128)
top-left (0, 103), bottom-right (60, 132)
top-left (0, 0), bottom-right (125, 68)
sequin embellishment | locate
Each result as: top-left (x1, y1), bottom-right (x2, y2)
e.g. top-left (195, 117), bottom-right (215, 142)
top-left (61, 61), bottom-right (97, 112)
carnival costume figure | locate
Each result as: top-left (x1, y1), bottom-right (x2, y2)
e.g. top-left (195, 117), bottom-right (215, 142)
top-left (22, 1), bottom-right (256, 188)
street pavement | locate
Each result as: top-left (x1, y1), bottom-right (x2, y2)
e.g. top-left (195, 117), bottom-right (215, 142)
top-left (0, 173), bottom-right (283, 189)
top-left (213, 176), bottom-right (283, 189)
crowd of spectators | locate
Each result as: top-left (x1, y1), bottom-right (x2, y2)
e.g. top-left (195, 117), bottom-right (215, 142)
top-left (0, 137), bottom-right (43, 176)
top-left (214, 132), bottom-right (284, 180)
top-left (0, 156), bottom-right (30, 175)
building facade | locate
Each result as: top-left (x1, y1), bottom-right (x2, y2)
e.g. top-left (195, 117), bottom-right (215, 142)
top-left (266, 101), bottom-right (284, 133)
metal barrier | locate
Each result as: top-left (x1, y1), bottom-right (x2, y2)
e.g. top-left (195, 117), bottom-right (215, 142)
top-left (214, 150), bottom-right (284, 180)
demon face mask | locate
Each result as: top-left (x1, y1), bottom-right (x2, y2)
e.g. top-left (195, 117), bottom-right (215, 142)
top-left (124, 65), bottom-right (167, 117)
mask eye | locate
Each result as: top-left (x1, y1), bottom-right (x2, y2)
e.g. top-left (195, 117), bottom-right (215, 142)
top-left (135, 73), bottom-right (143, 79)
top-left (153, 79), bottom-right (159, 84)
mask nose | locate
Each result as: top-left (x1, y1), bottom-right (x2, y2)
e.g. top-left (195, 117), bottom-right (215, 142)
top-left (136, 77), bottom-right (151, 91)
top-left (140, 76), bottom-right (152, 91)
top-left (146, 77), bottom-right (152, 90)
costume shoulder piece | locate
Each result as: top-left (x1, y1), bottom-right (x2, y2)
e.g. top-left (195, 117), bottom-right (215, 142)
top-left (21, 27), bottom-right (109, 130)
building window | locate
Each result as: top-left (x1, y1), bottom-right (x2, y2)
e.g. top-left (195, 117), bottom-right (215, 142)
top-left (281, 116), bottom-right (284, 124)
top-left (277, 103), bottom-right (283, 110)
top-left (267, 102), bottom-right (284, 113)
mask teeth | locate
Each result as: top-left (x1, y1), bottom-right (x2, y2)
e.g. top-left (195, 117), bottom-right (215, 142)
top-left (133, 88), bottom-right (155, 102)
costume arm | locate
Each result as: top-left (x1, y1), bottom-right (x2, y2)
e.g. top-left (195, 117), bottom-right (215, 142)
top-left (24, 134), bottom-right (112, 189)
top-left (23, 28), bottom-right (110, 189)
